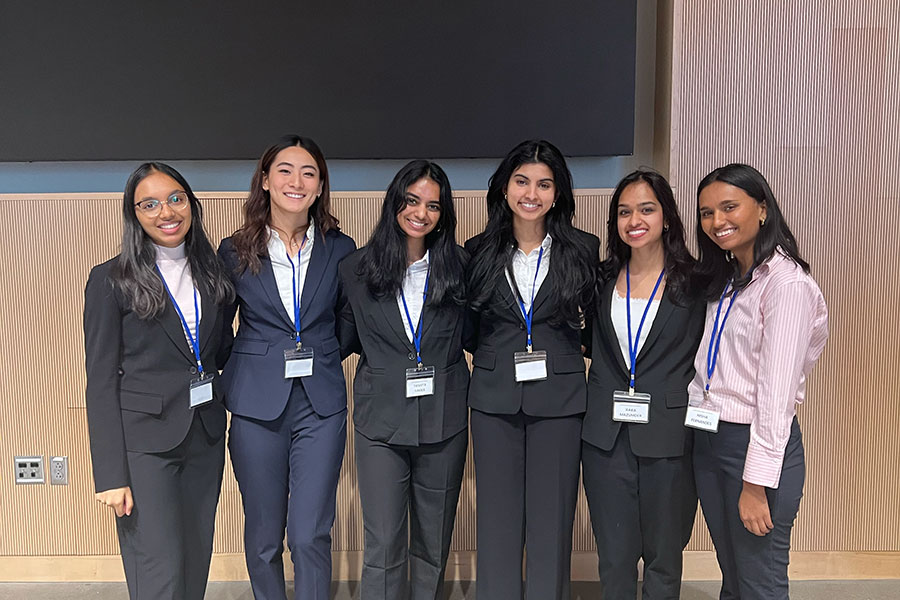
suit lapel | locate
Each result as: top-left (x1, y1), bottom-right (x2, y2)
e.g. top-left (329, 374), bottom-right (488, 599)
top-left (379, 293), bottom-right (416, 352)
top-left (500, 269), bottom-right (527, 325)
top-left (157, 292), bottom-right (197, 365)
top-left (600, 280), bottom-right (629, 377)
top-left (531, 269), bottom-right (554, 316)
top-left (198, 288), bottom-right (215, 351)
top-left (635, 286), bottom-right (675, 363)
top-left (259, 256), bottom-right (294, 329)
top-left (300, 227), bottom-right (332, 321)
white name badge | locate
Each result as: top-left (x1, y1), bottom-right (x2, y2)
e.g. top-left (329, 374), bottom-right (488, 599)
top-left (612, 390), bottom-right (651, 423)
top-left (189, 374), bottom-right (214, 408)
top-left (514, 350), bottom-right (548, 382)
top-left (284, 347), bottom-right (314, 378)
top-left (406, 366), bottom-right (435, 398)
top-left (684, 406), bottom-right (720, 432)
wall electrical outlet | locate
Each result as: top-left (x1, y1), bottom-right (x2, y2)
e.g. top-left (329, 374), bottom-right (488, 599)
top-left (14, 456), bottom-right (45, 484)
top-left (50, 456), bottom-right (68, 485)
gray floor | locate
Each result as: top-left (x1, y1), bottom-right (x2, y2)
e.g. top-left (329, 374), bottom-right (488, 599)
top-left (1, 580), bottom-right (899, 599)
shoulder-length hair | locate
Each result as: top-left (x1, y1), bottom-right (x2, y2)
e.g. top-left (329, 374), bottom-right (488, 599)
top-left (110, 162), bottom-right (234, 319)
top-left (695, 163), bottom-right (809, 301)
top-left (231, 134), bottom-right (340, 273)
top-left (467, 139), bottom-right (596, 328)
top-left (356, 160), bottom-right (465, 306)
top-left (602, 169), bottom-right (696, 305)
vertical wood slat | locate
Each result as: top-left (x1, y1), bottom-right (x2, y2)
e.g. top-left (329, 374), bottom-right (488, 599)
top-left (670, 0), bottom-right (900, 552)
top-left (0, 189), bottom-right (612, 558)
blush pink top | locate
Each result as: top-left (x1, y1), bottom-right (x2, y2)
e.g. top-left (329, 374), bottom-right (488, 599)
top-left (688, 250), bottom-right (829, 488)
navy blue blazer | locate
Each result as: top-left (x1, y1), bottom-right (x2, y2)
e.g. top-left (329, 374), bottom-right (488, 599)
top-left (83, 258), bottom-right (228, 493)
top-left (583, 278), bottom-right (705, 458)
top-left (218, 228), bottom-right (356, 420)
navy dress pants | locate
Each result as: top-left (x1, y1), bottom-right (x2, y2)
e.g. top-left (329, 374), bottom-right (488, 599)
top-left (229, 381), bottom-right (347, 600)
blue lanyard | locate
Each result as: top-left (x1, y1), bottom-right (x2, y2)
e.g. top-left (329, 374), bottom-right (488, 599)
top-left (625, 263), bottom-right (665, 392)
top-left (157, 267), bottom-right (204, 377)
top-left (705, 280), bottom-right (739, 394)
top-left (516, 246), bottom-right (544, 352)
top-left (400, 266), bottom-right (430, 367)
top-left (285, 238), bottom-right (308, 348)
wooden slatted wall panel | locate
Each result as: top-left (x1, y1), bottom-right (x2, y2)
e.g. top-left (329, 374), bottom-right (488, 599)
top-left (670, 0), bottom-right (900, 551)
top-left (0, 189), bottom-right (611, 557)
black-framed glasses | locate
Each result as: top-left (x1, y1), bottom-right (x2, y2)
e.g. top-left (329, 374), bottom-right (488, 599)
top-left (134, 192), bottom-right (190, 216)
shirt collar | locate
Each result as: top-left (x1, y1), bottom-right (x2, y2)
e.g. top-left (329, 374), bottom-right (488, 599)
top-left (408, 250), bottom-right (430, 272)
top-left (515, 233), bottom-right (552, 258)
top-left (750, 246), bottom-right (787, 282)
top-left (267, 218), bottom-right (316, 248)
top-left (155, 242), bottom-right (187, 261)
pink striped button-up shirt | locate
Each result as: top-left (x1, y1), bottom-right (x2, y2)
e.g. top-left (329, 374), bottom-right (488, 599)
top-left (688, 250), bottom-right (828, 488)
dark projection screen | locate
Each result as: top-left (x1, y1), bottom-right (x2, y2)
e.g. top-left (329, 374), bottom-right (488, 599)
top-left (0, 2), bottom-right (636, 161)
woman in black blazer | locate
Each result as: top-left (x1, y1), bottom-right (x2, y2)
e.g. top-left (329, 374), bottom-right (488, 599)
top-left (83, 163), bottom-right (234, 600)
top-left (581, 170), bottom-right (704, 599)
top-left (465, 140), bottom-right (599, 600)
top-left (218, 135), bottom-right (356, 600)
top-left (337, 160), bottom-right (469, 600)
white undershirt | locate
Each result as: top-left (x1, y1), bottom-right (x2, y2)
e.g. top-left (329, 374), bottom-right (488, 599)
top-left (611, 287), bottom-right (660, 368)
top-left (267, 220), bottom-right (315, 328)
top-left (506, 233), bottom-right (552, 313)
top-left (396, 251), bottom-right (430, 343)
top-left (155, 242), bottom-right (200, 346)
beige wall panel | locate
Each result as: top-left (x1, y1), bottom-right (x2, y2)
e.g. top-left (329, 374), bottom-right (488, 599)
top-left (0, 189), bottom-right (611, 560)
top-left (671, 0), bottom-right (900, 552)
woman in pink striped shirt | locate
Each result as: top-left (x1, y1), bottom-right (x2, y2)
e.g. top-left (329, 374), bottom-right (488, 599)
top-left (688, 163), bottom-right (828, 600)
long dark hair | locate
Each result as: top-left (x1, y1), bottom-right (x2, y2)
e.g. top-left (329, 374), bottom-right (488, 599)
top-left (467, 139), bottom-right (596, 328)
top-left (695, 163), bottom-right (809, 301)
top-left (602, 169), bottom-right (695, 305)
top-left (110, 162), bottom-right (234, 319)
top-left (231, 134), bottom-right (340, 273)
top-left (356, 160), bottom-right (465, 306)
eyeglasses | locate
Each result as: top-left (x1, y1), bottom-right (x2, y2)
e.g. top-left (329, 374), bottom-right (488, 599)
top-left (134, 192), bottom-right (190, 216)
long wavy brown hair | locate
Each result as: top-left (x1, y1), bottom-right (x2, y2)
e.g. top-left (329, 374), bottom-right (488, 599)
top-left (231, 134), bottom-right (340, 273)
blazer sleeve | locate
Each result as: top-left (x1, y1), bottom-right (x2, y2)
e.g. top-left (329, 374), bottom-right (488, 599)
top-left (83, 265), bottom-right (130, 493)
top-left (216, 240), bottom-right (238, 367)
top-left (336, 257), bottom-right (362, 359)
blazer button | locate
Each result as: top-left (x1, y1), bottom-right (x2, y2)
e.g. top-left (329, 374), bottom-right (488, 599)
top-left (519, 323), bottom-right (525, 330)
top-left (117, 368), bottom-right (124, 376)
top-left (190, 366), bottom-right (198, 375)
top-left (408, 352), bottom-right (415, 360)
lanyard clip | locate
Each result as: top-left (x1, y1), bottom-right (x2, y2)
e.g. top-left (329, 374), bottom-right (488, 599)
top-left (526, 344), bottom-right (533, 353)
top-left (295, 340), bottom-right (302, 350)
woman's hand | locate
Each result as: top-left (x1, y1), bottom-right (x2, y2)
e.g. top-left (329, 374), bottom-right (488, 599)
top-left (739, 481), bottom-right (773, 536)
top-left (95, 486), bottom-right (134, 517)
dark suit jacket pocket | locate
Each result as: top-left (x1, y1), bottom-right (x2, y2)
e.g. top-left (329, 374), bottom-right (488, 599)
top-left (553, 352), bottom-right (586, 374)
top-left (119, 389), bottom-right (163, 415)
top-left (232, 338), bottom-right (269, 355)
top-left (665, 390), bottom-right (688, 408)
top-left (472, 349), bottom-right (496, 370)
top-left (321, 337), bottom-right (340, 355)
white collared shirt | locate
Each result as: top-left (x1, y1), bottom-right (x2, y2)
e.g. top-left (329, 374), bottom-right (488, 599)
top-left (397, 251), bottom-right (430, 343)
top-left (155, 242), bottom-right (201, 346)
top-left (506, 234), bottom-right (552, 313)
top-left (267, 220), bottom-right (316, 328)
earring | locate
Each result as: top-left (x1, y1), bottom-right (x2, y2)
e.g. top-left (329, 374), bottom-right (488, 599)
top-left (504, 193), bottom-right (508, 200)
top-left (663, 224), bottom-right (669, 232)
top-left (552, 201), bottom-right (556, 208)
top-left (760, 216), bottom-right (766, 226)
top-left (725, 250), bottom-right (734, 262)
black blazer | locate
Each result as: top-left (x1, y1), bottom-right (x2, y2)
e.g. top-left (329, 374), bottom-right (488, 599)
top-left (337, 248), bottom-right (469, 446)
top-left (217, 228), bottom-right (356, 420)
top-left (582, 278), bottom-right (705, 458)
top-left (464, 230), bottom-right (600, 417)
top-left (83, 258), bottom-right (228, 493)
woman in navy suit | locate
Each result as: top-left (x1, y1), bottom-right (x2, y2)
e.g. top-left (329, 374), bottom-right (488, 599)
top-left (465, 140), bottom-right (599, 600)
top-left (581, 170), bottom-right (703, 599)
top-left (338, 160), bottom-right (469, 600)
top-left (84, 162), bottom-right (234, 599)
top-left (218, 135), bottom-right (356, 600)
